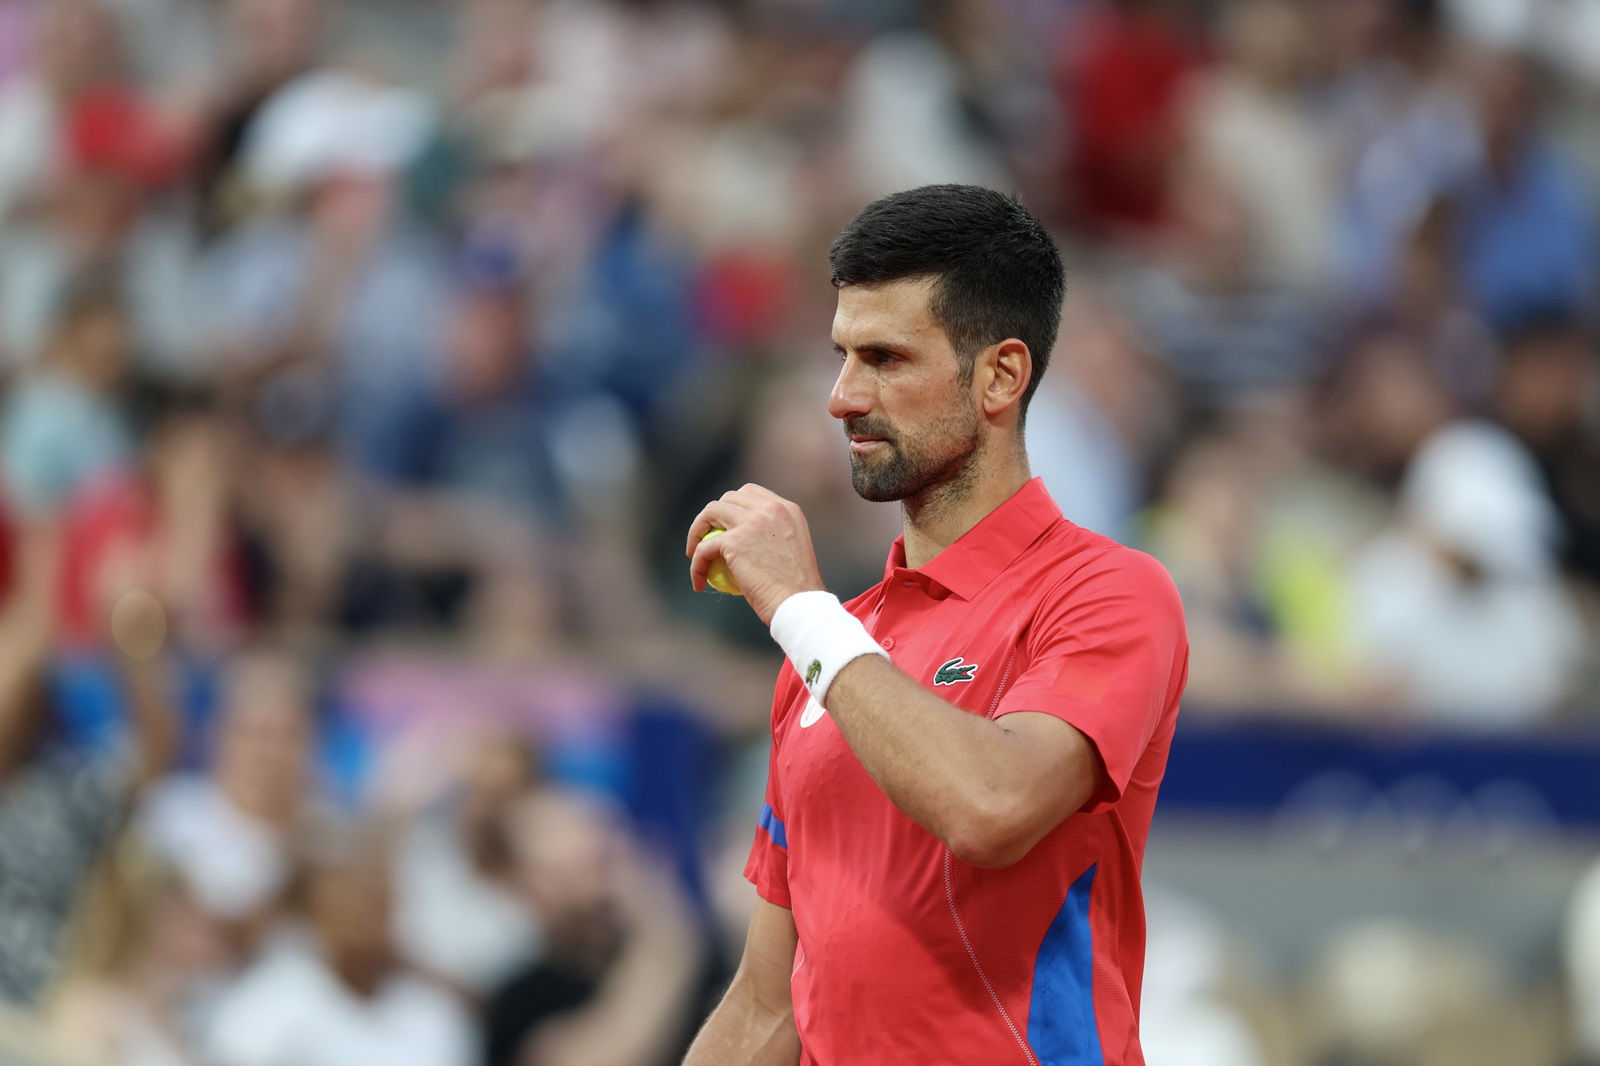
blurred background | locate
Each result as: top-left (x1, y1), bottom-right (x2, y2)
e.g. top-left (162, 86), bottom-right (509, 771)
top-left (0, 0), bottom-right (1598, 1063)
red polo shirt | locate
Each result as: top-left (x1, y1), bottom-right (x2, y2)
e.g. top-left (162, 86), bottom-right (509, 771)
top-left (744, 478), bottom-right (1188, 1066)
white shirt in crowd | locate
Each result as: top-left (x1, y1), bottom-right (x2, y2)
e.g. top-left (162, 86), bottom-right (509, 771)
top-left (393, 817), bottom-right (543, 994)
top-left (202, 936), bottom-right (476, 1066)
top-left (137, 775), bottom-right (291, 920)
top-left (1348, 422), bottom-right (1585, 727)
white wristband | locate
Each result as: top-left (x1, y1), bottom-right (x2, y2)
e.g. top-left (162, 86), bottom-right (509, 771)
top-left (769, 591), bottom-right (889, 703)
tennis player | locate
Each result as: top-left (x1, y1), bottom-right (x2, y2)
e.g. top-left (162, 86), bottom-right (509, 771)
top-left (682, 185), bottom-right (1188, 1066)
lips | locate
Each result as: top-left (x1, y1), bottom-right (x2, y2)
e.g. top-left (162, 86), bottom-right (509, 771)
top-left (844, 421), bottom-right (893, 452)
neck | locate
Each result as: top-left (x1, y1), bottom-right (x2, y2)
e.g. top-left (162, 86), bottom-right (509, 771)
top-left (900, 441), bottom-right (1031, 569)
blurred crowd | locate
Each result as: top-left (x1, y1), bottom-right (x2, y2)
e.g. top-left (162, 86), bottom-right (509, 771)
top-left (1, 0), bottom-right (1599, 1063)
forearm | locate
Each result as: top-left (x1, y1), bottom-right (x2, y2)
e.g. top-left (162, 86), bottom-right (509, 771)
top-left (823, 655), bottom-right (1096, 866)
top-left (825, 657), bottom-right (1022, 848)
top-left (0, 639), bottom-right (48, 777)
top-left (681, 980), bottom-right (800, 1066)
top-left (120, 655), bottom-right (178, 788)
top-left (0, 528), bottom-right (56, 776)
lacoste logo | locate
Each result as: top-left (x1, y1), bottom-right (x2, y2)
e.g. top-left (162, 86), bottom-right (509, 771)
top-left (934, 657), bottom-right (979, 686)
top-left (804, 659), bottom-right (822, 688)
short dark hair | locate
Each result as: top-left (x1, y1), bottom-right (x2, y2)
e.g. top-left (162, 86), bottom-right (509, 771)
top-left (829, 184), bottom-right (1065, 420)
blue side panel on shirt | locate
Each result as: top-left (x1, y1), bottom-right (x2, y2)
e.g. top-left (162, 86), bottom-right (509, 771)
top-left (758, 803), bottom-right (788, 850)
top-left (1028, 863), bottom-right (1104, 1066)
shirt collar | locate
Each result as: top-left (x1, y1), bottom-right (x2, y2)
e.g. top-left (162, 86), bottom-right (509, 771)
top-left (882, 478), bottom-right (1064, 600)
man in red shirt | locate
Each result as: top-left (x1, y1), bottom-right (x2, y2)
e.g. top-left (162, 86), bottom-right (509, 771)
top-left (682, 185), bottom-right (1188, 1066)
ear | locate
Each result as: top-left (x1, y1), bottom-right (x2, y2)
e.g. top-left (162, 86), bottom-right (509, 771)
top-left (976, 339), bottom-right (1032, 421)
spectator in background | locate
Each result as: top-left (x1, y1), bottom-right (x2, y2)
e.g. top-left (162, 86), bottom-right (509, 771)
top-left (521, 0), bottom-right (737, 157)
top-left (484, 789), bottom-right (702, 1066)
top-left (138, 651), bottom-right (314, 931)
top-left (1143, 425), bottom-right (1337, 712)
top-left (339, 236), bottom-right (579, 640)
top-left (230, 392), bottom-right (360, 635)
top-left (1327, 0), bottom-right (1480, 306)
top-left (1317, 324), bottom-right (1458, 488)
top-left (0, 6), bottom-right (200, 379)
top-left (199, 65), bottom-right (442, 477)
top-left (0, 0), bottom-right (118, 225)
top-left (1145, 380), bottom-right (1393, 714)
top-left (1123, 156), bottom-right (1324, 405)
top-left (1451, 47), bottom-right (1598, 332)
top-left (1492, 315), bottom-right (1600, 587)
top-left (1346, 420), bottom-right (1586, 726)
top-left (441, 0), bottom-right (539, 159)
top-left (102, 0), bottom-right (222, 101)
top-left (534, 195), bottom-right (696, 456)
top-left (380, 240), bottom-right (564, 530)
top-left (1361, 196), bottom-right (1499, 406)
top-left (1, 275), bottom-right (134, 518)
top-left (54, 383), bottom-right (244, 655)
top-left (838, 0), bottom-right (1011, 200)
top-left (0, 526), bottom-right (178, 1007)
top-left (201, 827), bottom-right (476, 1066)
top-left (1056, 0), bottom-right (1202, 237)
top-left (394, 733), bottom-right (545, 1000)
top-left (190, 0), bottom-right (325, 235)
top-left (45, 840), bottom-right (229, 1066)
top-left (1027, 288), bottom-right (1174, 543)
top-left (1184, 0), bottom-right (1335, 291)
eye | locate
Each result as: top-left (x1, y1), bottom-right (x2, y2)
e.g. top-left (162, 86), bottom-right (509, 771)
top-left (865, 349), bottom-right (902, 367)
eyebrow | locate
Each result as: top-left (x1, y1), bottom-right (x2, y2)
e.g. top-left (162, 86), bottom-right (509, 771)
top-left (833, 340), bottom-right (909, 357)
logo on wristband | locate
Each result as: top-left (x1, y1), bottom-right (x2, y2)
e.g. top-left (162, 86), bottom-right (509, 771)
top-left (805, 659), bottom-right (822, 687)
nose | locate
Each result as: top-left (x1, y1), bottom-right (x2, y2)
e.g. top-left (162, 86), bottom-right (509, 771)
top-left (828, 355), bottom-right (871, 422)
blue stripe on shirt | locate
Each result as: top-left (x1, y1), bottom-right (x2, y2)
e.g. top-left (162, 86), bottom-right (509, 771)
top-left (1027, 863), bottom-right (1104, 1066)
top-left (758, 803), bottom-right (788, 850)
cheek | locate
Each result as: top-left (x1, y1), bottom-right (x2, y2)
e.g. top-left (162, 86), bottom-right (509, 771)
top-left (886, 366), bottom-right (958, 416)
top-left (901, 374), bottom-right (974, 431)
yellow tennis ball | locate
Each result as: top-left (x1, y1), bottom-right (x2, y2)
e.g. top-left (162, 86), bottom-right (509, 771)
top-left (701, 529), bottom-right (742, 596)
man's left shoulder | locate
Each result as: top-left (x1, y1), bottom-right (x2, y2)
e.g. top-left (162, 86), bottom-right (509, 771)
top-left (1029, 523), bottom-right (1183, 609)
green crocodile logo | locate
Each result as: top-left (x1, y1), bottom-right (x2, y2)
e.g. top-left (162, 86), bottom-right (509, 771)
top-left (934, 657), bottom-right (978, 686)
top-left (804, 659), bottom-right (822, 687)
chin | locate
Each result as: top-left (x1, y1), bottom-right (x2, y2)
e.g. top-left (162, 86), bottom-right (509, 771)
top-left (852, 482), bottom-right (906, 504)
top-left (850, 463), bottom-right (914, 503)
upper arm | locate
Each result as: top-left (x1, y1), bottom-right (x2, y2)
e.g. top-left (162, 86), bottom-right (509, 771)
top-left (729, 896), bottom-right (798, 1021)
top-left (994, 711), bottom-right (1105, 829)
top-left (744, 679), bottom-right (798, 909)
top-left (938, 710), bottom-right (1104, 869)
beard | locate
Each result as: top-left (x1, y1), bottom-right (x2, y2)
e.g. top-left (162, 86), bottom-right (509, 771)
top-left (845, 396), bottom-right (983, 504)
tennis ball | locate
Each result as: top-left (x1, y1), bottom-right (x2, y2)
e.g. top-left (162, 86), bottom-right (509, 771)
top-left (701, 529), bottom-right (742, 596)
top-left (111, 588), bottom-right (167, 661)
